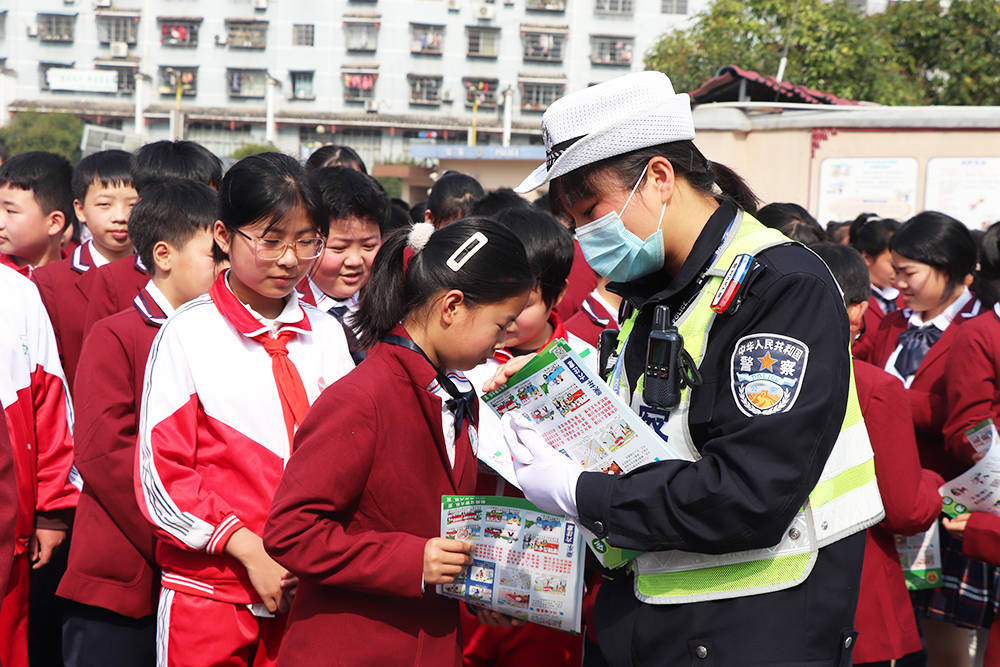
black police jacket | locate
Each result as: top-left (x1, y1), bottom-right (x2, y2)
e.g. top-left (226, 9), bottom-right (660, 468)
top-left (576, 201), bottom-right (866, 667)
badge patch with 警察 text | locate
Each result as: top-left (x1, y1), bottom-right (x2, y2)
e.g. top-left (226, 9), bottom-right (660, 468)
top-left (730, 334), bottom-right (809, 417)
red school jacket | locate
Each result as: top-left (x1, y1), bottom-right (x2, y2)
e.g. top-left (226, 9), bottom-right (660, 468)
top-left (942, 304), bottom-right (1000, 467)
top-left (0, 409), bottom-right (16, 603)
top-left (31, 241), bottom-right (105, 388)
top-left (854, 292), bottom-right (906, 364)
top-left (867, 298), bottom-right (981, 480)
top-left (83, 254), bottom-right (149, 333)
top-left (554, 242), bottom-right (598, 321)
top-left (852, 359), bottom-right (944, 664)
top-left (57, 285), bottom-right (168, 619)
top-left (263, 329), bottom-right (478, 667)
top-left (564, 291), bottom-right (619, 349)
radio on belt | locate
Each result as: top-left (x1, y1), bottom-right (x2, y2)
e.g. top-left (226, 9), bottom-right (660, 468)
top-left (643, 305), bottom-right (683, 409)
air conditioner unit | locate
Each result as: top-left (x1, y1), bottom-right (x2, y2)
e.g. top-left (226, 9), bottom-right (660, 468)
top-left (95, 0), bottom-right (112, 6)
top-left (110, 41), bottom-right (129, 58)
top-left (475, 3), bottom-right (496, 19)
top-left (364, 99), bottom-right (379, 113)
top-left (441, 89), bottom-right (454, 102)
top-left (447, 0), bottom-right (461, 10)
top-left (253, 0), bottom-right (268, 8)
top-left (27, 25), bottom-right (39, 37)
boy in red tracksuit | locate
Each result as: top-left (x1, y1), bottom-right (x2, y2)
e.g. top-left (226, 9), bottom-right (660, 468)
top-left (83, 139), bottom-right (223, 332)
top-left (0, 264), bottom-right (79, 667)
top-left (58, 180), bottom-right (220, 667)
top-left (0, 152), bottom-right (73, 277)
top-left (32, 150), bottom-right (137, 387)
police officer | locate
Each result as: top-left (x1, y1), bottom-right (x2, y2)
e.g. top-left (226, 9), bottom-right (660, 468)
top-left (494, 71), bottom-right (885, 665)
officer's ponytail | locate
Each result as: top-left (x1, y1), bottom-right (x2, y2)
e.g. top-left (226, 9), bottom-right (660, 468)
top-left (354, 217), bottom-right (535, 348)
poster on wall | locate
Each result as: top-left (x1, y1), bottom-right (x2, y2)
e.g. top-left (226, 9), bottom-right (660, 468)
top-left (816, 157), bottom-right (919, 225)
top-left (924, 158), bottom-right (1000, 230)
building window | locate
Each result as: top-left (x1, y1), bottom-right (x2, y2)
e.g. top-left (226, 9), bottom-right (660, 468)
top-left (661, 0), bottom-right (688, 12)
top-left (158, 66), bottom-right (197, 97)
top-left (521, 81), bottom-right (564, 111)
top-left (226, 21), bottom-right (267, 49)
top-left (37, 14), bottom-right (76, 43)
top-left (590, 36), bottom-right (634, 66)
top-left (521, 30), bottom-right (566, 62)
top-left (342, 71), bottom-right (377, 102)
top-left (97, 15), bottom-right (139, 45)
top-left (0, 12), bottom-right (7, 41)
top-left (467, 27), bottom-right (500, 58)
top-left (96, 65), bottom-right (136, 95)
top-left (292, 24), bottom-right (314, 46)
top-left (464, 78), bottom-right (498, 108)
top-left (595, 0), bottom-right (632, 13)
top-left (525, 0), bottom-right (566, 10)
top-left (160, 19), bottom-right (200, 47)
top-left (408, 75), bottom-right (443, 104)
top-left (411, 24), bottom-right (444, 55)
top-left (227, 68), bottom-right (268, 98)
top-left (290, 71), bottom-right (315, 99)
top-left (344, 21), bottom-right (379, 52)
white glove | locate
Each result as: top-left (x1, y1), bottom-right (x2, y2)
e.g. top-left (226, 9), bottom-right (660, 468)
top-left (502, 412), bottom-right (582, 518)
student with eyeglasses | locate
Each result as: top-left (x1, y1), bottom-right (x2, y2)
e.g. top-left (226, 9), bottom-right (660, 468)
top-left (134, 153), bottom-right (355, 667)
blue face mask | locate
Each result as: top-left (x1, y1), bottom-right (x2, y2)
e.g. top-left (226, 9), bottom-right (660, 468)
top-left (575, 166), bottom-right (666, 283)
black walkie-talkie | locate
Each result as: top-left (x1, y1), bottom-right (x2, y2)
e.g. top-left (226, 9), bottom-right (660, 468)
top-left (598, 329), bottom-right (618, 382)
top-left (643, 305), bottom-right (683, 409)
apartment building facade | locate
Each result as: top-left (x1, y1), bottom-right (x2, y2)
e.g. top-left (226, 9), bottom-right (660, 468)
top-left (0, 0), bottom-right (700, 164)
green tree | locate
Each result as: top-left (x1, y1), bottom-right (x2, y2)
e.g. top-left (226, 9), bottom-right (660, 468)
top-left (879, 0), bottom-right (1000, 105)
top-left (645, 0), bottom-right (927, 105)
top-left (0, 111), bottom-right (83, 162)
top-left (230, 143), bottom-right (278, 159)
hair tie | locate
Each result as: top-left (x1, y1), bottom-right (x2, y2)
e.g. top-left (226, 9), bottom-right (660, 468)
top-left (408, 222), bottom-right (435, 252)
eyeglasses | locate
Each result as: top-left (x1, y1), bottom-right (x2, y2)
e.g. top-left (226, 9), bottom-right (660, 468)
top-left (231, 228), bottom-right (326, 261)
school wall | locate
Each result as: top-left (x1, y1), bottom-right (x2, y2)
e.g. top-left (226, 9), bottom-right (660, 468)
top-left (696, 127), bottom-right (1000, 224)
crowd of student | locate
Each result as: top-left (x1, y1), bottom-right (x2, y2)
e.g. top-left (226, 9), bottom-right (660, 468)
top-left (0, 98), bottom-right (999, 667)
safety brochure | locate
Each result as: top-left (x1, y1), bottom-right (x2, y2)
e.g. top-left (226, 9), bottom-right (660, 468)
top-left (438, 495), bottom-right (584, 634)
top-left (940, 422), bottom-right (1000, 518)
top-left (479, 339), bottom-right (688, 569)
top-left (896, 523), bottom-right (943, 590)
top-left (964, 418), bottom-right (998, 457)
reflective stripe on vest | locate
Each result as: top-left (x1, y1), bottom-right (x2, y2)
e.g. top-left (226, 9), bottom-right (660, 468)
top-left (613, 211), bottom-right (884, 605)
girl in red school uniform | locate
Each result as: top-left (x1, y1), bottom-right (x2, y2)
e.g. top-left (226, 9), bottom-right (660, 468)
top-left (135, 153), bottom-right (355, 667)
top-left (867, 211), bottom-right (987, 667)
top-left (811, 243), bottom-right (944, 667)
top-left (850, 215), bottom-right (903, 362)
top-left (263, 218), bottom-right (534, 666)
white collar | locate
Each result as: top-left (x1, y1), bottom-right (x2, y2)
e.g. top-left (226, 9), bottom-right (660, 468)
top-left (590, 288), bottom-right (619, 325)
top-left (308, 276), bottom-right (359, 313)
top-left (145, 280), bottom-right (177, 317)
top-left (906, 288), bottom-right (973, 331)
top-left (871, 283), bottom-right (898, 301)
top-left (88, 241), bottom-right (112, 268)
top-left (226, 272), bottom-right (303, 329)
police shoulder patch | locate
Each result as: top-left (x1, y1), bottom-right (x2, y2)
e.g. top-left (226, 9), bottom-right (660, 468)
top-left (730, 333), bottom-right (809, 417)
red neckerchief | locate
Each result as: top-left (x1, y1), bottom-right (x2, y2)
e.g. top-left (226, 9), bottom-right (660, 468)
top-left (209, 273), bottom-right (312, 446)
top-left (493, 312), bottom-right (568, 364)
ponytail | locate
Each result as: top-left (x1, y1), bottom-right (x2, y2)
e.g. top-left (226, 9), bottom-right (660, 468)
top-left (549, 140), bottom-right (759, 218)
top-left (354, 217), bottom-right (534, 348)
